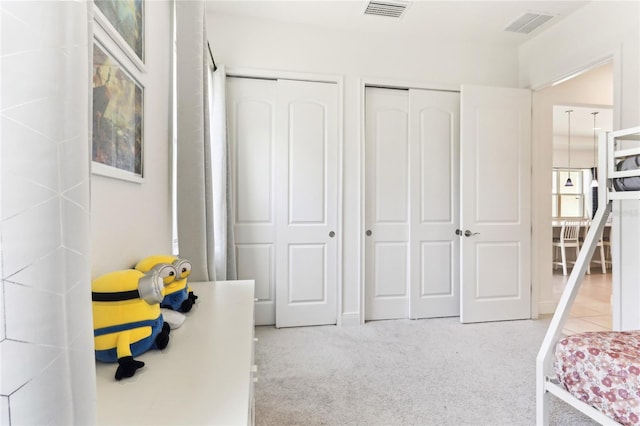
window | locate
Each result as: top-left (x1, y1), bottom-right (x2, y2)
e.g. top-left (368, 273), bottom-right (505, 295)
top-left (552, 168), bottom-right (587, 218)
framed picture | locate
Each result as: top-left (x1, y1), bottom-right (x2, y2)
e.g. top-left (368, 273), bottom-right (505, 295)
top-left (92, 39), bottom-right (144, 183)
top-left (94, 0), bottom-right (145, 71)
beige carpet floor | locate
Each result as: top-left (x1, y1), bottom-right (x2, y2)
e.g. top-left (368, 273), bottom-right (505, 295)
top-left (254, 317), bottom-right (598, 426)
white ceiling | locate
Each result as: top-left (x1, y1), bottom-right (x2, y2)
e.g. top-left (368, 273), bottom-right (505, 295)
top-left (205, 0), bottom-right (590, 47)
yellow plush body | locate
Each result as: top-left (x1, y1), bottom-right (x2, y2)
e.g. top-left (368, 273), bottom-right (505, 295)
top-left (92, 269), bottom-right (171, 379)
top-left (93, 283), bottom-right (160, 357)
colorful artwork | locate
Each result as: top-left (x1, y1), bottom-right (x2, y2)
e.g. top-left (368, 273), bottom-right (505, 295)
top-left (92, 44), bottom-right (143, 176)
top-left (95, 0), bottom-right (144, 62)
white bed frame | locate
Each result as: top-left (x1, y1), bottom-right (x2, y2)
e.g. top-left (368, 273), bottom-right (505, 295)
top-left (537, 126), bottom-right (640, 425)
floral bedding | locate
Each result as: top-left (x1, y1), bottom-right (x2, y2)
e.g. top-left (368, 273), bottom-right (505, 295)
top-left (554, 331), bottom-right (640, 425)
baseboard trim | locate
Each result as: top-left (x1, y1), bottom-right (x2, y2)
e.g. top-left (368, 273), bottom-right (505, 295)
top-left (538, 300), bottom-right (558, 315)
top-left (340, 312), bottom-right (361, 326)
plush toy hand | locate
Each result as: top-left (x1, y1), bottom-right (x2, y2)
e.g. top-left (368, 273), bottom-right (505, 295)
top-left (188, 291), bottom-right (198, 303)
top-left (179, 298), bottom-right (194, 313)
top-left (115, 356), bottom-right (145, 381)
top-left (155, 323), bottom-right (170, 349)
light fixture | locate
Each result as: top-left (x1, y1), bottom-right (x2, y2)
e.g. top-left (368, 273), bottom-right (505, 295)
top-left (591, 111), bottom-right (599, 188)
top-left (565, 109), bottom-right (574, 187)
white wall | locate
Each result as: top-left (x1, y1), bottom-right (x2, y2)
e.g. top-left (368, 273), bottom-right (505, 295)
top-left (553, 145), bottom-right (601, 170)
top-left (520, 1), bottom-right (639, 127)
top-left (519, 1), bottom-right (639, 316)
top-left (1, 1), bottom-right (173, 423)
top-left (91, 1), bottom-right (173, 278)
top-left (206, 12), bottom-right (521, 322)
top-left (1, 1), bottom-right (95, 424)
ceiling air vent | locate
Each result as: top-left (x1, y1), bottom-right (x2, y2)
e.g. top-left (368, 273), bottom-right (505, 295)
top-left (364, 0), bottom-right (409, 18)
top-left (504, 12), bottom-right (554, 34)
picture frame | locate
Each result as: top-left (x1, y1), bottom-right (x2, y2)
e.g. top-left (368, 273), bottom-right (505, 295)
top-left (93, 0), bottom-right (145, 71)
top-left (92, 23), bottom-right (145, 183)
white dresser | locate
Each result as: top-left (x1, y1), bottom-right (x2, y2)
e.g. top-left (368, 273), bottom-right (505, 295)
top-left (95, 280), bottom-right (256, 425)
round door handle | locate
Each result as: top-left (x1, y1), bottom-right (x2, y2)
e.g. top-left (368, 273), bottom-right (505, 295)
top-left (329, 231), bottom-right (335, 238)
top-left (366, 230), bottom-right (372, 236)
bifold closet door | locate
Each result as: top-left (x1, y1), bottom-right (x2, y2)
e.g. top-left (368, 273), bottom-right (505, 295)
top-left (365, 88), bottom-right (411, 320)
top-left (275, 79), bottom-right (338, 328)
top-left (409, 89), bottom-right (460, 319)
top-left (228, 76), bottom-right (338, 328)
top-left (227, 77), bottom-right (277, 326)
top-left (364, 87), bottom-right (460, 321)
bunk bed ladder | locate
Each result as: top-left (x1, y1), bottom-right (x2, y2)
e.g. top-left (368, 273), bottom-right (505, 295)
top-left (536, 201), bottom-right (616, 426)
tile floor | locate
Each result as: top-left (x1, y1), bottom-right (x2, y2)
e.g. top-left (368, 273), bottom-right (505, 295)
top-left (551, 268), bottom-right (612, 335)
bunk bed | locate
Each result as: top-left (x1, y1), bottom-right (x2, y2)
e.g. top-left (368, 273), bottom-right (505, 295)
top-left (537, 126), bottom-right (640, 426)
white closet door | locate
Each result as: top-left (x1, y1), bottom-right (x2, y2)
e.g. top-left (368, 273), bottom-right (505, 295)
top-left (227, 77), bottom-right (277, 326)
top-left (460, 84), bottom-right (531, 323)
top-left (275, 79), bottom-right (338, 328)
top-left (365, 88), bottom-right (410, 320)
top-left (409, 89), bottom-right (460, 319)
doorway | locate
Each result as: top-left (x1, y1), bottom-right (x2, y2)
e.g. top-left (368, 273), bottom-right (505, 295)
top-left (543, 61), bottom-right (614, 333)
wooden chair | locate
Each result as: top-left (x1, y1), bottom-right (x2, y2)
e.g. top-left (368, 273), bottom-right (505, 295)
top-left (584, 220), bottom-right (607, 274)
top-left (552, 220), bottom-right (582, 275)
top-left (602, 225), bottom-right (612, 269)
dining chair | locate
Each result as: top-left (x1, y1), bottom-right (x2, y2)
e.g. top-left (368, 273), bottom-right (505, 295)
top-left (601, 224), bottom-right (612, 270)
top-left (552, 220), bottom-right (582, 275)
top-left (584, 220), bottom-right (607, 274)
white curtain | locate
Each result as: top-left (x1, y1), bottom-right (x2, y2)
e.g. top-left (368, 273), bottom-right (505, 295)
top-left (176, 0), bottom-right (236, 282)
top-left (176, 0), bottom-right (215, 281)
top-left (210, 65), bottom-right (237, 280)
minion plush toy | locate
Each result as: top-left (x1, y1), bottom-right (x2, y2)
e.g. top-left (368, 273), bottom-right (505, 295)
top-left (92, 264), bottom-right (176, 380)
top-left (135, 255), bottom-right (197, 313)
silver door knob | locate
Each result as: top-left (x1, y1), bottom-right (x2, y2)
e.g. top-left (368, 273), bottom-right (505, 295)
top-left (366, 230), bottom-right (372, 236)
top-left (329, 231), bottom-right (335, 238)
top-left (464, 230), bottom-right (480, 237)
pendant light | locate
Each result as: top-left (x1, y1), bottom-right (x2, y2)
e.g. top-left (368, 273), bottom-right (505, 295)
top-left (565, 109), bottom-right (574, 187)
top-left (591, 111), bottom-right (599, 188)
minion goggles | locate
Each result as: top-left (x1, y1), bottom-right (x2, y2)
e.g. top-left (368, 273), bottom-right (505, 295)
top-left (92, 264), bottom-right (177, 305)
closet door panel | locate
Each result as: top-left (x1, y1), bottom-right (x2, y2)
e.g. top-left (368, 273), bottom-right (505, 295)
top-left (288, 244), bottom-right (326, 302)
top-left (460, 84), bottom-right (531, 323)
top-left (236, 244), bottom-right (273, 301)
top-left (235, 100), bottom-right (274, 223)
top-left (475, 109), bottom-right (520, 222)
top-left (288, 102), bottom-right (325, 224)
top-left (374, 242), bottom-right (409, 297)
top-left (419, 108), bottom-right (453, 223)
top-left (275, 79), bottom-right (338, 328)
top-left (228, 77), bottom-right (277, 326)
top-left (365, 88), bottom-right (410, 320)
top-left (409, 89), bottom-right (460, 319)
top-left (420, 241), bottom-right (453, 296)
top-left (374, 108), bottom-right (409, 223)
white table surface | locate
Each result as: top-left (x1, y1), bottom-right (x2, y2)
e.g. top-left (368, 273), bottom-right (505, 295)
top-left (95, 280), bottom-right (255, 425)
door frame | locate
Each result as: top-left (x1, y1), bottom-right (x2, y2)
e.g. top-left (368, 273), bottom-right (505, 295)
top-left (358, 77), bottom-right (459, 324)
top-left (528, 47), bottom-right (622, 321)
top-left (227, 67), bottom-right (345, 325)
